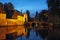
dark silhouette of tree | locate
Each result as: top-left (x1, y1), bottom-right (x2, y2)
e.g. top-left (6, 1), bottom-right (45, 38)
top-left (39, 10), bottom-right (48, 21)
top-left (0, 2), bottom-right (4, 12)
top-left (35, 11), bottom-right (39, 17)
top-left (47, 0), bottom-right (60, 30)
top-left (7, 2), bottom-right (14, 11)
top-left (4, 3), bottom-right (8, 12)
top-left (35, 11), bottom-right (39, 21)
top-left (47, 0), bottom-right (60, 27)
top-left (4, 2), bottom-right (14, 18)
top-left (47, 0), bottom-right (60, 15)
top-left (26, 10), bottom-right (30, 22)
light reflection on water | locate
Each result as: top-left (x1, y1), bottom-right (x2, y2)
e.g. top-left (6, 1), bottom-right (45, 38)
top-left (16, 29), bottom-right (43, 40)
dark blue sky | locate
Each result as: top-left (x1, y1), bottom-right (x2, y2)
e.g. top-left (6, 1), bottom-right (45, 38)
top-left (0, 0), bottom-right (48, 16)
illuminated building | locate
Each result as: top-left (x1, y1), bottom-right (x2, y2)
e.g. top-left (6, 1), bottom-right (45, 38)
top-left (0, 13), bottom-right (7, 26)
top-left (0, 11), bottom-right (28, 25)
top-left (7, 19), bottom-right (18, 25)
top-left (0, 11), bottom-right (28, 39)
top-left (17, 13), bottom-right (28, 25)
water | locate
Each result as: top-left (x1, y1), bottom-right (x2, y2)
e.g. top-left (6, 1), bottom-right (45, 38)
top-left (16, 29), bottom-right (43, 40)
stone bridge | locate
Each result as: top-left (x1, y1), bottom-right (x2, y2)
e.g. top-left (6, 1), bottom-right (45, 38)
top-left (28, 21), bottom-right (48, 25)
top-left (24, 21), bottom-right (48, 30)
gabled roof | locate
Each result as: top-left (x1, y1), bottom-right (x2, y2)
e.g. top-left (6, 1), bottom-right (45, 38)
top-left (12, 10), bottom-right (23, 19)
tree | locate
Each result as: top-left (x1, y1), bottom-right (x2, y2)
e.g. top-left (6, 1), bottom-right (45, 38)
top-left (4, 3), bottom-right (8, 12)
top-left (35, 11), bottom-right (39, 17)
top-left (47, 0), bottom-right (60, 15)
top-left (7, 2), bottom-right (14, 11)
top-left (35, 11), bottom-right (39, 21)
top-left (0, 2), bottom-right (4, 12)
top-left (26, 10), bottom-right (30, 22)
top-left (47, 0), bottom-right (60, 28)
top-left (4, 2), bottom-right (14, 18)
top-left (39, 10), bottom-right (48, 21)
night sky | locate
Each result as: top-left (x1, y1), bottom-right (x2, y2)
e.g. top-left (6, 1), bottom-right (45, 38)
top-left (0, 0), bottom-right (48, 16)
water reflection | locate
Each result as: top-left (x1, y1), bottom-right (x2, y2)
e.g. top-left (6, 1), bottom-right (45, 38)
top-left (6, 25), bottom-right (48, 40)
top-left (16, 29), bottom-right (43, 40)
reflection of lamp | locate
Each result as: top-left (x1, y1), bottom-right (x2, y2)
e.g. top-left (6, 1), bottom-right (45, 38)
top-left (35, 23), bottom-right (38, 27)
top-left (44, 13), bottom-right (48, 18)
top-left (50, 22), bottom-right (53, 26)
top-left (34, 22), bottom-right (39, 28)
top-left (6, 22), bottom-right (7, 25)
top-left (41, 25), bottom-right (43, 28)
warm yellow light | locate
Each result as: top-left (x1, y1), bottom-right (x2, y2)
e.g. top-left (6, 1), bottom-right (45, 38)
top-left (17, 16), bottom-right (24, 22)
top-left (44, 13), bottom-right (48, 17)
top-left (7, 19), bottom-right (17, 22)
top-left (0, 13), bottom-right (28, 25)
top-left (0, 14), bottom-right (6, 19)
top-left (0, 14), bottom-right (6, 25)
top-left (24, 13), bottom-right (28, 22)
top-left (7, 19), bottom-right (18, 25)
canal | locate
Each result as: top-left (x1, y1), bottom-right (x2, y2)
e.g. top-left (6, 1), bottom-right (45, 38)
top-left (16, 29), bottom-right (43, 40)
top-left (0, 25), bottom-right (48, 40)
